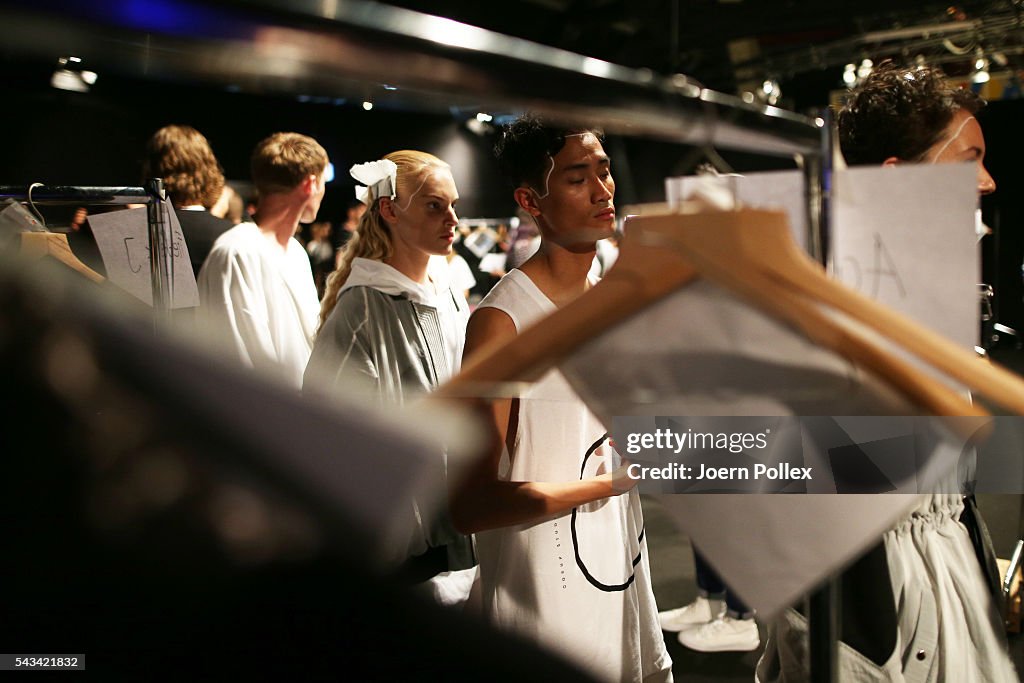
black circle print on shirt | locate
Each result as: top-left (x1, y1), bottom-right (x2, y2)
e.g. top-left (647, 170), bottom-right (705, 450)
top-left (571, 433), bottom-right (645, 592)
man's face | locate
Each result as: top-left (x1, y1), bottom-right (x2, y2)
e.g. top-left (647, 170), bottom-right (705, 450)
top-left (529, 133), bottom-right (615, 249)
top-left (927, 109), bottom-right (996, 195)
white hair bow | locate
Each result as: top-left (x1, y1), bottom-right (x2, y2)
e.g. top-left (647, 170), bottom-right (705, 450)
top-left (351, 159), bottom-right (397, 205)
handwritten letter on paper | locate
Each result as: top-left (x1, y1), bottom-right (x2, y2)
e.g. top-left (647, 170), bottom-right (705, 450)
top-left (832, 163), bottom-right (978, 351)
top-left (88, 202), bottom-right (199, 308)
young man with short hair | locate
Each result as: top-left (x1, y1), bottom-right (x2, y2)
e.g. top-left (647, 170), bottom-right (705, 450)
top-left (198, 132), bottom-right (328, 389)
top-left (757, 61), bottom-right (1012, 683)
top-left (454, 115), bottom-right (673, 683)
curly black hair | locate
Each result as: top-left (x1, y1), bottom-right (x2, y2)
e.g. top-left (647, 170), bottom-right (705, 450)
top-left (838, 60), bottom-right (984, 166)
top-left (494, 114), bottom-right (603, 189)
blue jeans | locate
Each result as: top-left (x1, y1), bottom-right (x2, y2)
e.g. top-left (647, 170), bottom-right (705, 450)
top-left (693, 548), bottom-right (753, 619)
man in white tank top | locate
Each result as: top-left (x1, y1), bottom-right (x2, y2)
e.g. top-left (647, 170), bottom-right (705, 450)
top-left (450, 114), bottom-right (673, 683)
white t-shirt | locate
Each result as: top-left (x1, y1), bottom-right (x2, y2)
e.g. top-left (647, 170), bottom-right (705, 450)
top-left (197, 222), bottom-right (320, 389)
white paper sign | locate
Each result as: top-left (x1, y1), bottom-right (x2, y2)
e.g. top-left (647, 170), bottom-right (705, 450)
top-left (667, 164), bottom-right (979, 351)
top-left (666, 169), bottom-right (808, 251)
top-left (832, 163), bottom-right (979, 351)
top-left (88, 202), bottom-right (199, 308)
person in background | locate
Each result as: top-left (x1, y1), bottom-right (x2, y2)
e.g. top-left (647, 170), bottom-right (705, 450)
top-left (446, 249), bottom-right (476, 302)
top-left (306, 220), bottom-right (335, 300)
top-left (452, 114), bottom-right (672, 682)
top-left (757, 60), bottom-right (1011, 683)
top-left (211, 185), bottom-right (246, 226)
top-left (305, 150), bottom-right (475, 605)
top-left (69, 206), bottom-right (88, 232)
top-left (657, 548), bottom-right (759, 652)
top-left (333, 199), bottom-right (367, 267)
top-left (504, 207), bottom-right (541, 271)
top-left (142, 125), bottom-right (233, 279)
top-left (197, 132), bottom-right (327, 390)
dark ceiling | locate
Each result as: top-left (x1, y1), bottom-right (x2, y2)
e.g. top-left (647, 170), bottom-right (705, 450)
top-left (385, 0), bottom-right (1024, 103)
top-left (1, 0), bottom-right (1022, 116)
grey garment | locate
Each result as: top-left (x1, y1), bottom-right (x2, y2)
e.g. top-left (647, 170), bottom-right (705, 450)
top-left (305, 285), bottom-right (474, 569)
top-left (307, 285), bottom-right (460, 402)
top-left (756, 496), bottom-right (1016, 683)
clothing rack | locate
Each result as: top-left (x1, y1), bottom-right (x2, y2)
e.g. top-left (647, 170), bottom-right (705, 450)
top-left (0, 180), bottom-right (173, 314)
top-left (3, 0), bottom-right (838, 678)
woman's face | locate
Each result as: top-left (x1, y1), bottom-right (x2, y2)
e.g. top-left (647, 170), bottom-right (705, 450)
top-left (386, 167), bottom-right (460, 258)
top-left (926, 109), bottom-right (996, 196)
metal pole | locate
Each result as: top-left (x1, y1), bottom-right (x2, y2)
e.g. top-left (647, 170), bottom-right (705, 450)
top-left (808, 578), bottom-right (840, 682)
top-left (0, 185), bottom-right (149, 205)
top-left (806, 107), bottom-right (838, 683)
top-left (145, 178), bottom-right (172, 317)
top-left (803, 108), bottom-right (833, 267)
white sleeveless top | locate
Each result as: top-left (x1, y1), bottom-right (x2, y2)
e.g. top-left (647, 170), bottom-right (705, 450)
top-left (474, 269), bottom-right (673, 683)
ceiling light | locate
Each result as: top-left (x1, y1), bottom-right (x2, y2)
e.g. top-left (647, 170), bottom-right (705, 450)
top-left (465, 118), bottom-right (489, 135)
top-left (856, 58), bottom-right (873, 80)
top-left (842, 63), bottom-right (857, 86)
top-left (50, 69), bottom-right (89, 92)
top-left (362, 100), bottom-right (373, 111)
top-left (51, 56), bottom-right (97, 92)
top-left (759, 79), bottom-right (781, 105)
top-left (475, 112), bottom-right (493, 123)
top-left (972, 49), bottom-right (990, 84)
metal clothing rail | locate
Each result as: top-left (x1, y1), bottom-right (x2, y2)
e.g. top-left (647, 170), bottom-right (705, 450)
top-left (0, 180), bottom-right (173, 312)
top-left (2, 0), bottom-right (822, 156)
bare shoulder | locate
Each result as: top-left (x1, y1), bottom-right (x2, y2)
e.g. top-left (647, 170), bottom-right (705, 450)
top-left (464, 306), bottom-right (518, 360)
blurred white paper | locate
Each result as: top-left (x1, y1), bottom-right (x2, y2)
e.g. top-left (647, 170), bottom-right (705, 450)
top-left (832, 163), bottom-right (978, 351)
top-left (667, 164), bottom-right (979, 351)
top-left (666, 170), bottom-right (808, 251)
top-left (561, 280), bottom-right (935, 617)
top-left (655, 494), bottom-right (916, 618)
top-left (89, 202), bottom-right (199, 308)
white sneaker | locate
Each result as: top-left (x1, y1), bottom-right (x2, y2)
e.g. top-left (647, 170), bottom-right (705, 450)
top-left (658, 596), bottom-right (722, 632)
top-left (676, 615), bottom-right (760, 652)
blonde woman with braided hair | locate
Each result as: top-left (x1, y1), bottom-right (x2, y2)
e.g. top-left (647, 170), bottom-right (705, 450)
top-left (304, 150), bottom-right (475, 602)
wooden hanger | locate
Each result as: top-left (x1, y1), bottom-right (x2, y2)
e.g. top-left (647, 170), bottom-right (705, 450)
top-left (632, 209), bottom-right (1024, 415)
top-left (20, 232), bottom-right (104, 283)
top-left (438, 206), bottom-right (1024, 430)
